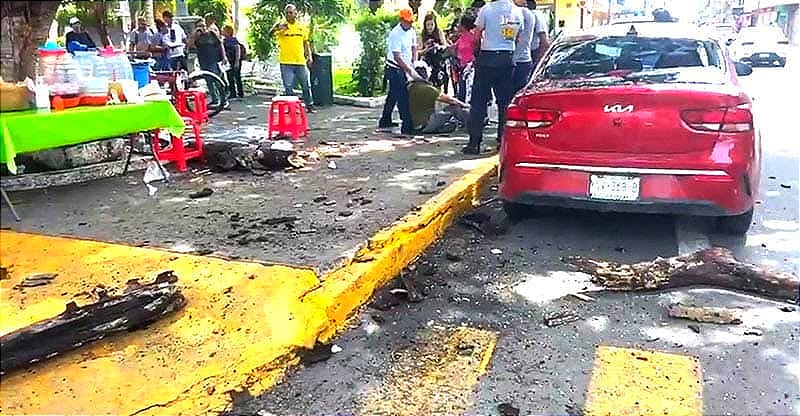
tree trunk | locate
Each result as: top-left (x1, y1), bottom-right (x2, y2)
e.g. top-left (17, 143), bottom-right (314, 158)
top-left (0, 272), bottom-right (186, 376)
top-left (564, 247), bottom-right (799, 302)
top-left (144, 0), bottom-right (155, 26)
top-left (92, 1), bottom-right (110, 47)
top-left (0, 1), bottom-right (62, 82)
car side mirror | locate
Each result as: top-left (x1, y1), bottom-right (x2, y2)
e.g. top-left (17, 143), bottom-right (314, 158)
top-left (735, 61), bottom-right (753, 76)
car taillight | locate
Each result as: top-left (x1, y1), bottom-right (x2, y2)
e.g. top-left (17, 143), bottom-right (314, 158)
top-left (505, 105), bottom-right (560, 129)
top-left (681, 105), bottom-right (753, 133)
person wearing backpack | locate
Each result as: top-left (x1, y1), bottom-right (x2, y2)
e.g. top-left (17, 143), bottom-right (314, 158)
top-left (223, 25), bottom-right (244, 99)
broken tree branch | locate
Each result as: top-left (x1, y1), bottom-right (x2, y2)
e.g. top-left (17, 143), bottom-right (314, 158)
top-left (563, 247), bottom-right (799, 302)
top-left (0, 271), bottom-right (186, 376)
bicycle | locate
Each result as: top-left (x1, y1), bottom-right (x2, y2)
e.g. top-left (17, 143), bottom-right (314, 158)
top-left (129, 52), bottom-right (229, 118)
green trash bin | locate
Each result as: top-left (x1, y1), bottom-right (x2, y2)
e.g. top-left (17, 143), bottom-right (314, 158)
top-left (310, 53), bottom-right (334, 107)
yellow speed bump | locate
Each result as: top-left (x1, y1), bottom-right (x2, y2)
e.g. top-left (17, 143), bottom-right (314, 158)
top-left (585, 345), bottom-right (703, 416)
top-left (0, 231), bottom-right (324, 415)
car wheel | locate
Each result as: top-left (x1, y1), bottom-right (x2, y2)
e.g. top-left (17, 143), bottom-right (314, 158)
top-left (502, 201), bottom-right (530, 222)
top-left (778, 58), bottom-right (787, 67)
top-left (716, 209), bottom-right (754, 235)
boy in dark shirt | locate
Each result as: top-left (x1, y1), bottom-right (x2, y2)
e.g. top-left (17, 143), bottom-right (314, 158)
top-left (222, 25), bottom-right (244, 99)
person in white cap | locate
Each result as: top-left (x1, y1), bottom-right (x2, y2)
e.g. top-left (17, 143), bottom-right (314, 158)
top-left (66, 17), bottom-right (97, 53)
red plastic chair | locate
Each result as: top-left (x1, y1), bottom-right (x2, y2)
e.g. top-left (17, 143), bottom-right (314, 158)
top-left (174, 90), bottom-right (208, 124)
top-left (153, 117), bottom-right (204, 172)
top-left (267, 96), bottom-right (309, 141)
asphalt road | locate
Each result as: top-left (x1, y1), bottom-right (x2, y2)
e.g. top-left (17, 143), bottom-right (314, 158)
top-left (233, 65), bottom-right (799, 415)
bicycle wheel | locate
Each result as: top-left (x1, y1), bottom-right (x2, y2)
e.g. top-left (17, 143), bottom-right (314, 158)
top-left (187, 70), bottom-right (229, 118)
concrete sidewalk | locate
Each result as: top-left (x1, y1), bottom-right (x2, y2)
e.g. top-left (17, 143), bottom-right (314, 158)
top-left (0, 95), bottom-right (499, 414)
top-left (2, 96), bottom-right (489, 273)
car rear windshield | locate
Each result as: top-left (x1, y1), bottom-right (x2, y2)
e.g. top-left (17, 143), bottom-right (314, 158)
top-left (540, 36), bottom-right (726, 81)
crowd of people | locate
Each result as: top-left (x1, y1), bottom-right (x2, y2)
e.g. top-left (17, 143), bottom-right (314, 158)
top-left (378, 0), bottom-right (550, 154)
top-left (64, 11), bottom-right (246, 103)
top-left (127, 11), bottom-right (245, 102)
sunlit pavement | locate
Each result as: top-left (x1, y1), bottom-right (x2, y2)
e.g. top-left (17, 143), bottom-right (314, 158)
top-left (230, 65), bottom-right (799, 415)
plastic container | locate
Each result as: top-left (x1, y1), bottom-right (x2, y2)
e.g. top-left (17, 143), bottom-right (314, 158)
top-left (131, 62), bottom-right (150, 88)
top-left (100, 47), bottom-right (133, 81)
top-left (36, 42), bottom-right (81, 97)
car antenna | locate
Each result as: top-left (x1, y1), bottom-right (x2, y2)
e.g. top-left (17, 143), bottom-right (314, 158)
top-left (627, 25), bottom-right (638, 36)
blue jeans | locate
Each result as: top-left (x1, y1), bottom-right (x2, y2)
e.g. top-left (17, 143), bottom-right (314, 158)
top-left (199, 62), bottom-right (223, 104)
top-left (512, 61), bottom-right (534, 93)
top-left (467, 51), bottom-right (514, 147)
top-left (379, 66), bottom-right (412, 134)
top-left (280, 64), bottom-right (313, 106)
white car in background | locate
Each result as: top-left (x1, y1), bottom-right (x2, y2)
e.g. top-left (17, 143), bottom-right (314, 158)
top-left (731, 26), bottom-right (790, 67)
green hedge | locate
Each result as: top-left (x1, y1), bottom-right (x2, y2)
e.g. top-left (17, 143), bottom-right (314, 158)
top-left (351, 11), bottom-right (396, 97)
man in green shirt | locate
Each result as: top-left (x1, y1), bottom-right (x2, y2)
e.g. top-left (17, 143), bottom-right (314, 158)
top-left (408, 62), bottom-right (470, 134)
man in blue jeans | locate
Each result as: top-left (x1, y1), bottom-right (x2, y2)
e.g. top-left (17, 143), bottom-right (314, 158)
top-left (377, 8), bottom-right (424, 136)
top-left (464, 0), bottom-right (525, 154)
top-left (272, 4), bottom-right (315, 112)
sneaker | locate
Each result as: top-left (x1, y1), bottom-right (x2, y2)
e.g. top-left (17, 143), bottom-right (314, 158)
top-left (306, 106), bottom-right (316, 114)
top-left (375, 127), bottom-right (394, 133)
top-left (461, 145), bottom-right (480, 155)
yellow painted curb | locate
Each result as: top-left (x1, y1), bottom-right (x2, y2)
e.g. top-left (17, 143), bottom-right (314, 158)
top-left (0, 156), bottom-right (499, 415)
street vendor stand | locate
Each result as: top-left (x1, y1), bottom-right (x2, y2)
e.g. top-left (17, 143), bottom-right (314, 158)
top-left (0, 101), bottom-right (185, 219)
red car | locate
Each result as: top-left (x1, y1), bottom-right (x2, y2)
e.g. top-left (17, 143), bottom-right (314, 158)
top-left (499, 22), bottom-right (760, 234)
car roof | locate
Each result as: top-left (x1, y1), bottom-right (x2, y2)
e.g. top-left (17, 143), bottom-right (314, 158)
top-left (562, 22), bottom-right (714, 42)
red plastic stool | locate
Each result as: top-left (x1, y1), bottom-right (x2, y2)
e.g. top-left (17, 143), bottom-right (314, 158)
top-left (267, 96), bottom-right (309, 141)
top-left (153, 117), bottom-right (205, 172)
top-left (174, 90), bottom-right (208, 124)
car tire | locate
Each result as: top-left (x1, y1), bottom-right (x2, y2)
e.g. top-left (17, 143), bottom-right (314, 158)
top-left (778, 59), bottom-right (787, 67)
top-left (716, 209), bottom-right (754, 235)
top-left (502, 201), bottom-right (530, 222)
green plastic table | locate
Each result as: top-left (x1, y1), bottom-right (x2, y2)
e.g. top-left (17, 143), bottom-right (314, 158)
top-left (0, 101), bottom-right (185, 174)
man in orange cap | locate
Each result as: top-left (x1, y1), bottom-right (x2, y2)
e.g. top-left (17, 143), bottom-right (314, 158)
top-left (377, 8), bottom-right (424, 137)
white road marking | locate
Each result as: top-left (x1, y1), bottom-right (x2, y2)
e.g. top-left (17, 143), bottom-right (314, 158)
top-left (674, 216), bottom-right (712, 255)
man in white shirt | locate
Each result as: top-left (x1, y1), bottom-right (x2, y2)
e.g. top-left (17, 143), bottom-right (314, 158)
top-left (528, 0), bottom-right (551, 65)
top-left (162, 10), bottom-right (188, 71)
top-left (377, 8), bottom-right (423, 136)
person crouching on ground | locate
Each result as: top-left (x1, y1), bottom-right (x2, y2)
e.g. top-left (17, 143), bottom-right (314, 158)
top-left (408, 61), bottom-right (470, 134)
top-left (377, 8), bottom-right (424, 136)
top-left (271, 4), bottom-right (315, 112)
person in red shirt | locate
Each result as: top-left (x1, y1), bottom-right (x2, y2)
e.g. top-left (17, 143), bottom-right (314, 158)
top-left (453, 15), bottom-right (477, 101)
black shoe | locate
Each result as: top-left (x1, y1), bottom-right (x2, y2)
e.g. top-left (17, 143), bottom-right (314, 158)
top-left (306, 106), bottom-right (316, 114)
top-left (461, 145), bottom-right (480, 155)
top-left (378, 121), bottom-right (399, 129)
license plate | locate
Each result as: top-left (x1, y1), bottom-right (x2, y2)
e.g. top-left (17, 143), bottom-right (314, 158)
top-left (589, 175), bottom-right (640, 201)
top-left (759, 53), bottom-right (771, 58)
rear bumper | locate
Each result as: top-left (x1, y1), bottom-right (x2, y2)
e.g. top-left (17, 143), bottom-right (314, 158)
top-left (741, 53), bottom-right (786, 65)
top-left (509, 192), bottom-right (729, 216)
top-left (499, 162), bottom-right (754, 216)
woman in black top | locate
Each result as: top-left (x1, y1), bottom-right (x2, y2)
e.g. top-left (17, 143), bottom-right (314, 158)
top-left (418, 12), bottom-right (450, 92)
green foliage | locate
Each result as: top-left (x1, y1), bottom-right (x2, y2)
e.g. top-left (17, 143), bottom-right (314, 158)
top-left (333, 67), bottom-right (358, 96)
top-left (351, 10), bottom-right (395, 97)
top-left (187, 0), bottom-right (229, 26)
top-left (246, 0), bottom-right (350, 61)
top-left (55, 1), bottom-right (120, 30)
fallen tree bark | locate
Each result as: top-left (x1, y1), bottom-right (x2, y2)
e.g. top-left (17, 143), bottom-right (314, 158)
top-left (0, 271), bottom-right (186, 376)
top-left (563, 247), bottom-right (799, 302)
